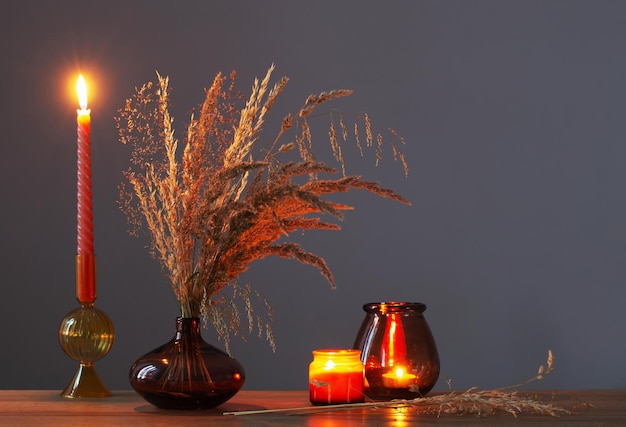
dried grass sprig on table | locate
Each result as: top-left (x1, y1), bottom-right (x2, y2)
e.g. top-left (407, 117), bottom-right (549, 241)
top-left (225, 350), bottom-right (572, 418)
top-left (116, 65), bottom-right (409, 351)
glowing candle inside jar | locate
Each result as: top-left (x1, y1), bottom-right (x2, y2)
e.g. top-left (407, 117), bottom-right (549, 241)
top-left (309, 349), bottom-right (364, 405)
top-left (382, 366), bottom-right (417, 388)
top-left (75, 75), bottom-right (96, 303)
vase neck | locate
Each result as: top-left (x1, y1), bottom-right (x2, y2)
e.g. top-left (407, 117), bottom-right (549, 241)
top-left (362, 302), bottom-right (426, 315)
top-left (175, 317), bottom-right (201, 339)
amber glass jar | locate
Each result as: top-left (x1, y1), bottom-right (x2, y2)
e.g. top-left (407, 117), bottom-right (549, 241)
top-left (353, 302), bottom-right (439, 400)
top-left (309, 349), bottom-right (364, 405)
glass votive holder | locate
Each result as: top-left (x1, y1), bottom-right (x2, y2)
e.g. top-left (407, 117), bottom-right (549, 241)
top-left (353, 302), bottom-right (440, 400)
top-left (309, 349), bottom-right (364, 405)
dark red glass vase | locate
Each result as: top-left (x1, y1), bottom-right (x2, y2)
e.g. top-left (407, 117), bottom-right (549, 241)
top-left (129, 317), bottom-right (245, 410)
top-left (353, 302), bottom-right (439, 400)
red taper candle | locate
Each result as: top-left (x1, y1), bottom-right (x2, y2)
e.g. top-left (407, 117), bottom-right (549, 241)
top-left (76, 75), bottom-right (96, 303)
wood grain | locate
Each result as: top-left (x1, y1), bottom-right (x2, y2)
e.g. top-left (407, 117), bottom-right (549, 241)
top-left (0, 389), bottom-right (623, 426)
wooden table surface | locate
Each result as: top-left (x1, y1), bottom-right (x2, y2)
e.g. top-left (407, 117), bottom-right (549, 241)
top-left (0, 389), bottom-right (624, 426)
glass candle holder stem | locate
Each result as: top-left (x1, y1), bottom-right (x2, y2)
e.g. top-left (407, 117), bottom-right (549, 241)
top-left (58, 255), bottom-right (114, 398)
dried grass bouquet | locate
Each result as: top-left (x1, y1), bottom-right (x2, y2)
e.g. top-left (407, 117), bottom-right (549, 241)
top-left (116, 65), bottom-right (409, 349)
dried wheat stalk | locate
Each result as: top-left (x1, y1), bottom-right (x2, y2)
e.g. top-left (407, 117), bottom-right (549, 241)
top-left (225, 350), bottom-right (572, 418)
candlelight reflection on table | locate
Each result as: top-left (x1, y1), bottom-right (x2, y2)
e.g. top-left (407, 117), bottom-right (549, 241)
top-left (303, 405), bottom-right (413, 427)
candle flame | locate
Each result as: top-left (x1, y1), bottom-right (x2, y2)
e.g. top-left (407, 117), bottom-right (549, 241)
top-left (394, 367), bottom-right (406, 378)
top-left (77, 74), bottom-right (88, 110)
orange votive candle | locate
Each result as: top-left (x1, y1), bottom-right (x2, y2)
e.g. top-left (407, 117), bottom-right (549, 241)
top-left (309, 349), bottom-right (364, 405)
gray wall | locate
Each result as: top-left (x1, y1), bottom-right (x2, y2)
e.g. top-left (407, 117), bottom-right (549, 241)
top-left (1, 0), bottom-right (625, 391)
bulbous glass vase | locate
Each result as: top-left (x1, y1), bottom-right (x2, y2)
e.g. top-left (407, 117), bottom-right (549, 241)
top-left (353, 302), bottom-right (440, 400)
top-left (129, 317), bottom-right (245, 410)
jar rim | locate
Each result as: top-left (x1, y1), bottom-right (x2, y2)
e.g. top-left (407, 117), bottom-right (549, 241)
top-left (362, 302), bottom-right (426, 313)
top-left (312, 348), bottom-right (361, 356)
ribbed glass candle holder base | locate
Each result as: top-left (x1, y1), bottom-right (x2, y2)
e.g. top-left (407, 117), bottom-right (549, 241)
top-left (58, 303), bottom-right (115, 398)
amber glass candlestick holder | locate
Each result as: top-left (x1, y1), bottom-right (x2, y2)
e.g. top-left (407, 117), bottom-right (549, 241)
top-left (58, 254), bottom-right (115, 398)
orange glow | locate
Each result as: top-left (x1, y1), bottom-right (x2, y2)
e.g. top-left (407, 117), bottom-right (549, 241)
top-left (382, 313), bottom-right (406, 366)
top-left (323, 359), bottom-right (336, 370)
top-left (388, 407), bottom-right (411, 427)
top-left (393, 367), bottom-right (408, 379)
top-left (382, 365), bottom-right (417, 388)
top-left (309, 349), bottom-right (364, 404)
top-left (76, 74), bottom-right (89, 112)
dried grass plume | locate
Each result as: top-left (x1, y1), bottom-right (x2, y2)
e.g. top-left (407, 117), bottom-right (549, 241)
top-left (116, 65), bottom-right (409, 350)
